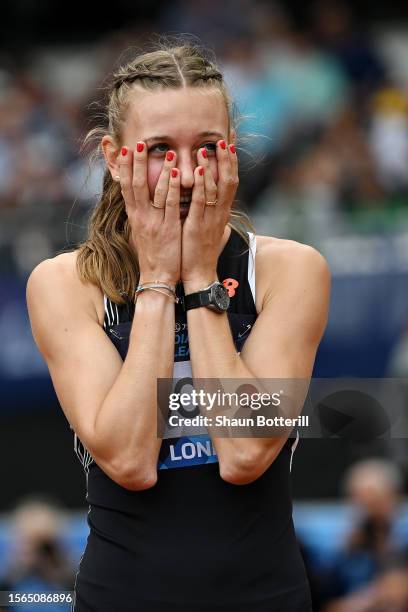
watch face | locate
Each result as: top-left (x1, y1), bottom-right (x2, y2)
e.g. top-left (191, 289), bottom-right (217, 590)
top-left (211, 283), bottom-right (230, 311)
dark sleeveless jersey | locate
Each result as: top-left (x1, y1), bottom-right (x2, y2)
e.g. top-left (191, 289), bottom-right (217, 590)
top-left (71, 228), bottom-right (312, 612)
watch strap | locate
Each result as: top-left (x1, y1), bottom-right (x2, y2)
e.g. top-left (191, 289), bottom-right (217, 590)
top-left (183, 289), bottom-right (212, 311)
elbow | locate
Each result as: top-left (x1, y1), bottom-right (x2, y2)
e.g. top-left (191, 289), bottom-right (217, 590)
top-left (219, 450), bottom-right (269, 485)
top-left (89, 433), bottom-right (159, 492)
top-left (117, 463), bottom-right (158, 491)
top-left (106, 455), bottom-right (158, 491)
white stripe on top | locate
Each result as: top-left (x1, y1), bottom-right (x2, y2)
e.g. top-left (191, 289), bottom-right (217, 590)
top-left (247, 231), bottom-right (256, 306)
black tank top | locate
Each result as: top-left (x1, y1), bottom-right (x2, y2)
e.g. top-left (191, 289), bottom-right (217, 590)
top-left (72, 228), bottom-right (312, 612)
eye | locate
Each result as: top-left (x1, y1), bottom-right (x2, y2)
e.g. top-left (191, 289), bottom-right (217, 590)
top-left (203, 142), bottom-right (217, 155)
top-left (148, 143), bottom-right (168, 155)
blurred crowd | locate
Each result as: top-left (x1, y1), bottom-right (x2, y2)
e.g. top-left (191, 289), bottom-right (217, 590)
top-left (0, 497), bottom-right (76, 612)
top-left (1, 0), bottom-right (408, 275)
top-left (303, 459), bottom-right (408, 611)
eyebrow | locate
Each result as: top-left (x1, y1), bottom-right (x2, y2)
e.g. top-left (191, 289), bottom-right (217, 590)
top-left (145, 131), bottom-right (224, 143)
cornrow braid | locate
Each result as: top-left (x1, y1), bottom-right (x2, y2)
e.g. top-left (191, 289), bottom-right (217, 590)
top-left (112, 66), bottom-right (177, 89)
top-left (192, 65), bottom-right (223, 82)
top-left (112, 59), bottom-right (222, 91)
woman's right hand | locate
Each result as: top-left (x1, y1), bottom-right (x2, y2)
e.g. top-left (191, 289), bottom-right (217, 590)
top-left (118, 141), bottom-right (181, 286)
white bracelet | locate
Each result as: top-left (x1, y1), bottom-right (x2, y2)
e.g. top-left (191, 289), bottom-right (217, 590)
top-left (134, 283), bottom-right (179, 304)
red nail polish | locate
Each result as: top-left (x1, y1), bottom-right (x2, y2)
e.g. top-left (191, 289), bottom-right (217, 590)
top-left (201, 148), bottom-right (207, 159)
top-left (136, 142), bottom-right (144, 153)
top-left (230, 144), bottom-right (236, 154)
top-left (121, 147), bottom-right (128, 156)
top-left (166, 151), bottom-right (174, 162)
top-left (171, 168), bottom-right (178, 178)
top-left (199, 166), bottom-right (204, 176)
top-left (219, 140), bottom-right (226, 150)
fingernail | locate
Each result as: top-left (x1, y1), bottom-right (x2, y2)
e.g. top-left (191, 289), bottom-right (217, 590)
top-left (166, 151), bottom-right (174, 162)
top-left (121, 146), bottom-right (128, 156)
top-left (219, 140), bottom-right (226, 150)
top-left (201, 148), bottom-right (207, 159)
top-left (229, 144), bottom-right (236, 154)
top-left (199, 166), bottom-right (204, 176)
top-left (136, 142), bottom-right (144, 153)
top-left (171, 168), bottom-right (178, 178)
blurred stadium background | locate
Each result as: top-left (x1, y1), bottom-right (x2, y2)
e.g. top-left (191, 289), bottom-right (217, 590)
top-left (1, 1), bottom-right (408, 609)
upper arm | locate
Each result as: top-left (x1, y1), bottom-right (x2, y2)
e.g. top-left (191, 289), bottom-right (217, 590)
top-left (240, 242), bottom-right (331, 379)
top-left (26, 256), bottom-right (125, 478)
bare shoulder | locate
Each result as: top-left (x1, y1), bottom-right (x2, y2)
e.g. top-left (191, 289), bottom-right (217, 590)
top-left (256, 234), bottom-right (329, 270)
top-left (254, 234), bottom-right (330, 307)
top-left (26, 250), bottom-right (103, 326)
top-left (28, 250), bottom-right (80, 286)
top-left (27, 250), bottom-right (84, 298)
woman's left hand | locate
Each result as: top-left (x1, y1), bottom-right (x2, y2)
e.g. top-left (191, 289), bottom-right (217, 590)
top-left (181, 141), bottom-right (239, 289)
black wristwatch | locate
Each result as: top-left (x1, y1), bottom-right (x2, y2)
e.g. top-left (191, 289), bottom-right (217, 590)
top-left (183, 281), bottom-right (230, 313)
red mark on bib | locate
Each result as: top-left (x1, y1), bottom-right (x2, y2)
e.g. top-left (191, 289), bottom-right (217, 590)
top-left (222, 278), bottom-right (239, 297)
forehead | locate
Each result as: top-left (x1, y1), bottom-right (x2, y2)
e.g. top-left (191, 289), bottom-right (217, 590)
top-left (125, 86), bottom-right (229, 139)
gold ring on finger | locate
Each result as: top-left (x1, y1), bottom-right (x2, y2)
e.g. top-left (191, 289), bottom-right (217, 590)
top-left (150, 200), bottom-right (166, 209)
top-left (205, 198), bottom-right (218, 206)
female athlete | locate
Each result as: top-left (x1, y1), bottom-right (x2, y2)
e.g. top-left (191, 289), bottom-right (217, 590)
top-left (26, 40), bottom-right (330, 612)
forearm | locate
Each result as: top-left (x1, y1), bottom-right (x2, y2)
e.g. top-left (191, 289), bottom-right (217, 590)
top-left (185, 291), bottom-right (284, 483)
top-left (93, 290), bottom-right (174, 480)
top-left (185, 305), bottom-right (243, 379)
